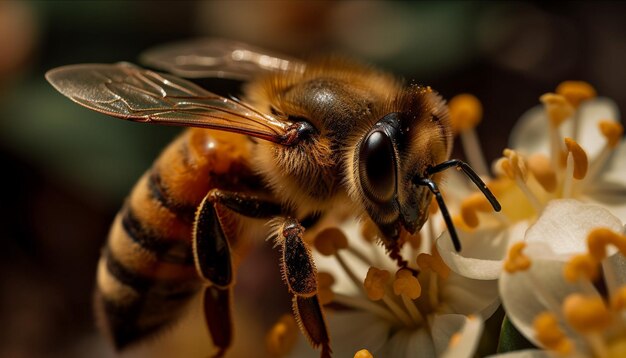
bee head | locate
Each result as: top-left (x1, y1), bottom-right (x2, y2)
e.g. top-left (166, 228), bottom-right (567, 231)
top-left (350, 86), bottom-right (451, 242)
top-left (350, 86), bottom-right (501, 253)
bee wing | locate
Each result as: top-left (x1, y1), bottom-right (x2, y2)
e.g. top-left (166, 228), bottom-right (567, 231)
top-left (139, 38), bottom-right (306, 80)
top-left (45, 62), bottom-right (295, 143)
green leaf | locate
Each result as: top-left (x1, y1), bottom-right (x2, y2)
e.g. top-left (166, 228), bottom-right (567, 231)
top-left (497, 315), bottom-right (537, 353)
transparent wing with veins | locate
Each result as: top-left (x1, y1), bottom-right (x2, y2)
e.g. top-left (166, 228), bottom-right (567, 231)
top-left (45, 62), bottom-right (294, 143)
top-left (140, 38), bottom-right (306, 80)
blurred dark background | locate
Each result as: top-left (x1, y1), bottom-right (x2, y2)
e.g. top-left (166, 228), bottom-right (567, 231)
top-left (0, 1), bottom-right (625, 357)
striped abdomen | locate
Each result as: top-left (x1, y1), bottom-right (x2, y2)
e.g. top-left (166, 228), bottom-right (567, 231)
top-left (96, 128), bottom-right (258, 349)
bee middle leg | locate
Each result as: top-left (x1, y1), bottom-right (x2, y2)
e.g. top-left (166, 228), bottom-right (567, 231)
top-left (274, 217), bottom-right (332, 358)
top-left (194, 190), bottom-right (332, 357)
top-left (193, 189), bottom-right (282, 357)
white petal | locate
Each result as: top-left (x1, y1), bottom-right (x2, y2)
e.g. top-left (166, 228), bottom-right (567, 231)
top-left (596, 139), bottom-right (626, 183)
top-left (437, 221), bottom-right (529, 280)
top-left (524, 199), bottom-right (623, 259)
top-left (573, 97), bottom-right (620, 158)
top-left (585, 140), bottom-right (626, 222)
top-left (381, 327), bottom-right (435, 358)
top-left (499, 257), bottom-right (594, 350)
top-left (486, 349), bottom-right (551, 358)
top-left (441, 270), bottom-right (500, 318)
top-left (509, 104), bottom-right (549, 156)
top-left (510, 98), bottom-right (619, 158)
top-left (603, 252), bottom-right (626, 298)
top-left (433, 314), bottom-right (484, 358)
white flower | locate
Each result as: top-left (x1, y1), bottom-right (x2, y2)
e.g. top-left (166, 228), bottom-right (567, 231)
top-left (498, 199), bottom-right (626, 357)
top-left (437, 82), bottom-right (626, 281)
top-left (288, 219), bottom-right (497, 358)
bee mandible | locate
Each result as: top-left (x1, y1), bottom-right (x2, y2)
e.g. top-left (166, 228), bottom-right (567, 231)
top-left (46, 39), bottom-right (500, 357)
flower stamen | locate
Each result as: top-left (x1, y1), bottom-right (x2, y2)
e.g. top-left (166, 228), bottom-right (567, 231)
top-left (541, 93), bottom-right (573, 171)
top-left (584, 120), bottom-right (624, 188)
top-left (460, 192), bottom-right (493, 228)
top-left (317, 272), bottom-right (335, 305)
top-left (599, 120), bottom-right (624, 149)
top-left (503, 242), bottom-right (531, 273)
top-left (449, 94), bottom-right (489, 177)
top-left (527, 153), bottom-right (558, 193)
top-left (364, 267), bottom-right (390, 301)
top-left (314, 228), bottom-right (363, 290)
top-left (498, 150), bottom-right (543, 212)
top-left (562, 138), bottom-right (588, 198)
top-left (587, 228), bottom-right (626, 261)
top-left (416, 249), bottom-right (451, 280)
top-left (564, 138), bottom-right (588, 180)
top-left (563, 294), bottom-right (611, 357)
top-left (533, 312), bottom-right (573, 355)
top-left (556, 81), bottom-right (597, 109)
top-left (393, 269), bottom-right (422, 299)
top-left (394, 269), bottom-right (424, 325)
top-left (564, 254), bottom-right (599, 283)
top-left (556, 81), bottom-right (597, 141)
top-left (563, 294), bottom-right (612, 333)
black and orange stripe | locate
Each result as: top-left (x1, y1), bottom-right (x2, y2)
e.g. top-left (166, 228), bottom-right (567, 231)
top-left (95, 128), bottom-right (258, 349)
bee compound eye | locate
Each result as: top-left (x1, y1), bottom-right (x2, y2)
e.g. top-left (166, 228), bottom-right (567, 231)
top-left (358, 129), bottom-right (396, 203)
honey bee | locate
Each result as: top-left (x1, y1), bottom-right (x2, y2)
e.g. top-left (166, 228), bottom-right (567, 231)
top-left (46, 39), bottom-right (500, 357)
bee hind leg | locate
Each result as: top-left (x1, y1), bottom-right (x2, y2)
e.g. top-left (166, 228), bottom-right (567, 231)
top-left (193, 190), bottom-right (283, 357)
top-left (275, 217), bottom-right (332, 358)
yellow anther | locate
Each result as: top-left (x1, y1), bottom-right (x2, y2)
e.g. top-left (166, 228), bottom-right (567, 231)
top-left (486, 177), bottom-right (514, 196)
top-left (533, 312), bottom-right (573, 355)
top-left (399, 228), bottom-right (422, 249)
top-left (503, 242), bottom-right (531, 273)
top-left (503, 149), bottom-right (528, 182)
top-left (361, 219), bottom-right (380, 243)
top-left (587, 227), bottom-right (626, 261)
top-left (317, 272), bottom-right (335, 305)
top-left (598, 120), bottom-right (624, 149)
top-left (564, 138), bottom-right (588, 180)
top-left (494, 157), bottom-right (514, 180)
top-left (563, 294), bottom-right (612, 334)
top-left (393, 269), bottom-right (422, 299)
top-left (460, 205), bottom-right (479, 228)
top-left (563, 254), bottom-right (599, 283)
top-left (364, 267), bottom-right (390, 301)
top-left (266, 314), bottom-right (299, 357)
top-left (556, 81), bottom-right (597, 108)
top-left (527, 153), bottom-right (557, 192)
top-left (314, 227), bottom-right (349, 256)
top-left (448, 94), bottom-right (483, 134)
top-left (610, 286), bottom-right (626, 311)
top-left (460, 192), bottom-right (493, 228)
top-left (540, 93), bottom-right (575, 127)
top-left (416, 247), bottom-right (450, 279)
top-left (354, 349), bottom-right (374, 358)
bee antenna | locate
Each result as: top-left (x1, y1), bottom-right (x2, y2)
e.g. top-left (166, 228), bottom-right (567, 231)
top-left (414, 177), bottom-right (461, 252)
top-left (426, 159), bottom-right (501, 212)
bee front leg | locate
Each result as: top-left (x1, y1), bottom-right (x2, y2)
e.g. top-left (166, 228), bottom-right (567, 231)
top-left (193, 190), bottom-right (283, 357)
top-left (275, 218), bottom-right (332, 358)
